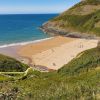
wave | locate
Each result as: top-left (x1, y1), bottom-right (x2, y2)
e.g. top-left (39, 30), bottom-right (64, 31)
top-left (0, 37), bottom-right (54, 48)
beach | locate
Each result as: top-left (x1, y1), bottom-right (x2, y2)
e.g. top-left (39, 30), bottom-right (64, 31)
top-left (0, 36), bottom-right (98, 71)
top-left (19, 36), bottom-right (98, 70)
top-left (0, 14), bottom-right (98, 71)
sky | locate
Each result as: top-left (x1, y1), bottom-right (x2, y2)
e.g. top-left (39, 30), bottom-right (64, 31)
top-left (0, 0), bottom-right (80, 14)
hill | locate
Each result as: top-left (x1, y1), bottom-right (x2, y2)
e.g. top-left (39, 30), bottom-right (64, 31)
top-left (58, 47), bottom-right (100, 75)
top-left (42, 0), bottom-right (100, 37)
top-left (0, 47), bottom-right (100, 99)
top-left (0, 54), bottom-right (29, 72)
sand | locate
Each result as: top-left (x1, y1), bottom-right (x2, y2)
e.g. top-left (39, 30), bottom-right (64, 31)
top-left (19, 36), bottom-right (75, 57)
top-left (19, 36), bottom-right (98, 70)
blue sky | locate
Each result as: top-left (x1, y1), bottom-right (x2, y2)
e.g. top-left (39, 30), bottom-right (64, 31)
top-left (0, 0), bottom-right (80, 14)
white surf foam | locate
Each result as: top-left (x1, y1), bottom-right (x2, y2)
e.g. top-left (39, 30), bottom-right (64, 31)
top-left (0, 37), bottom-right (54, 48)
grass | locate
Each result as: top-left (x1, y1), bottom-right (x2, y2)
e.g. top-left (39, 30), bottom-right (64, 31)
top-left (58, 47), bottom-right (100, 75)
top-left (51, 10), bottom-right (100, 35)
top-left (46, 0), bottom-right (100, 36)
top-left (70, 0), bottom-right (100, 11)
top-left (0, 1), bottom-right (100, 99)
top-left (0, 74), bottom-right (13, 81)
top-left (0, 69), bottom-right (99, 100)
top-left (0, 47), bottom-right (100, 99)
top-left (0, 54), bottom-right (29, 72)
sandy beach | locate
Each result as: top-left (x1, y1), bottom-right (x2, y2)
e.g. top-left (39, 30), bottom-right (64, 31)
top-left (19, 36), bottom-right (75, 57)
top-left (0, 36), bottom-right (98, 71)
top-left (18, 36), bottom-right (98, 70)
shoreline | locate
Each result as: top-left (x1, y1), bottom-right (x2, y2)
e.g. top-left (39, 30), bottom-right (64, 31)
top-left (0, 37), bottom-right (54, 48)
top-left (0, 36), bottom-right (98, 71)
top-left (18, 36), bottom-right (98, 70)
top-left (0, 37), bottom-right (55, 71)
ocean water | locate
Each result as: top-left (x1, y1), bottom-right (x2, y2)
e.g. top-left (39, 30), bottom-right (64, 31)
top-left (0, 14), bottom-right (58, 47)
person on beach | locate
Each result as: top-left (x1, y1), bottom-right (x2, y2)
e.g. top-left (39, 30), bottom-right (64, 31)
top-left (53, 63), bottom-right (56, 66)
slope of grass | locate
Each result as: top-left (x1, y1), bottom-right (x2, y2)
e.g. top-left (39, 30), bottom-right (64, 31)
top-left (0, 54), bottom-right (29, 72)
top-left (43, 0), bottom-right (100, 36)
top-left (51, 10), bottom-right (100, 35)
top-left (71, 0), bottom-right (100, 10)
top-left (58, 47), bottom-right (100, 75)
top-left (0, 47), bottom-right (100, 100)
top-left (0, 74), bottom-right (13, 81)
top-left (85, 0), bottom-right (100, 5)
top-left (0, 68), bottom-right (99, 100)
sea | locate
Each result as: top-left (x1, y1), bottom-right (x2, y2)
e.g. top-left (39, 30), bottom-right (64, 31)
top-left (0, 14), bottom-right (58, 48)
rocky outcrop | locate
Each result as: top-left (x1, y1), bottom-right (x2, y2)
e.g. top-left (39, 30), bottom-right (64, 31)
top-left (41, 21), bottom-right (100, 39)
top-left (41, 0), bottom-right (100, 38)
top-left (41, 22), bottom-right (68, 36)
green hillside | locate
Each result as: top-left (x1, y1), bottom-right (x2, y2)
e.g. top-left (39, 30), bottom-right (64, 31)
top-left (0, 54), bottom-right (29, 72)
top-left (42, 0), bottom-right (100, 37)
top-left (0, 47), bottom-right (100, 100)
top-left (58, 47), bottom-right (100, 75)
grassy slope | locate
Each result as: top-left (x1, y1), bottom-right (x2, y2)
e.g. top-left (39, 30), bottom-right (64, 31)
top-left (0, 54), bottom-right (29, 72)
top-left (0, 47), bottom-right (100, 100)
top-left (43, 0), bottom-right (100, 36)
top-left (58, 47), bottom-right (100, 75)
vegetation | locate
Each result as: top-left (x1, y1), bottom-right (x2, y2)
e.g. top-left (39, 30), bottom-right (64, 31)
top-left (58, 47), bottom-right (100, 75)
top-left (0, 54), bottom-right (29, 72)
top-left (0, 47), bottom-right (100, 100)
top-left (85, 0), bottom-right (100, 5)
top-left (71, 0), bottom-right (100, 9)
top-left (0, 0), bottom-right (100, 99)
top-left (43, 0), bottom-right (100, 36)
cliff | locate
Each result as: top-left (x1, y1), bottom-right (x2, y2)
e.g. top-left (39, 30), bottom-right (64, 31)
top-left (42, 0), bottom-right (100, 38)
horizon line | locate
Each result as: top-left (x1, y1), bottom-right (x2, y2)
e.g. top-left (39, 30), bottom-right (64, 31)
top-left (0, 13), bottom-right (60, 15)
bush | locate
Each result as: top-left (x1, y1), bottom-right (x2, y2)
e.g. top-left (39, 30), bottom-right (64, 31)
top-left (0, 54), bottom-right (29, 72)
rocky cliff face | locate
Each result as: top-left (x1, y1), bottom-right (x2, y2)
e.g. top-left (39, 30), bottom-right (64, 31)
top-left (42, 0), bottom-right (100, 38)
